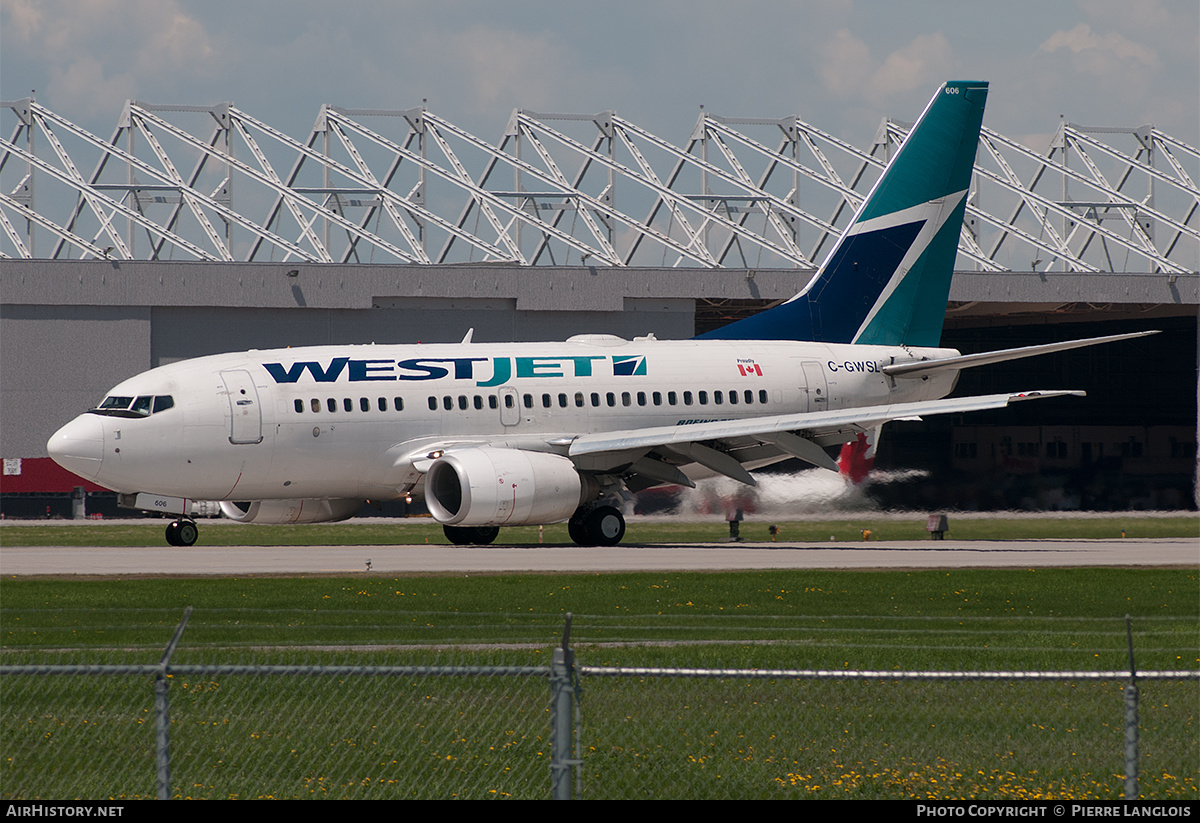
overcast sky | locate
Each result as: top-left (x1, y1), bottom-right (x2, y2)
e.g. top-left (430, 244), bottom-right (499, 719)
top-left (3, 0), bottom-right (1197, 153)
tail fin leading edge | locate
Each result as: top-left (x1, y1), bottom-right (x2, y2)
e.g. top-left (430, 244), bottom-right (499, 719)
top-left (699, 81), bottom-right (988, 346)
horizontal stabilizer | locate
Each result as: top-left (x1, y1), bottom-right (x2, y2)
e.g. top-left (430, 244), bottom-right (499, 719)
top-left (882, 331), bottom-right (1159, 379)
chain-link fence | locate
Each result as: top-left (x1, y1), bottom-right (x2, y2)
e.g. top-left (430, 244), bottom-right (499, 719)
top-left (574, 669), bottom-right (1197, 800)
top-left (2, 612), bottom-right (1196, 800)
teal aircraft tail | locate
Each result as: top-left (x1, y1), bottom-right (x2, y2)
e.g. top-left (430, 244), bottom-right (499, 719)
top-left (699, 80), bottom-right (988, 346)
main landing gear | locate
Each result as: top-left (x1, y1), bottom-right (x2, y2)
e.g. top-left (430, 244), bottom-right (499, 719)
top-left (443, 525), bottom-right (500, 545)
top-left (165, 518), bottom-right (198, 546)
top-left (441, 505), bottom-right (627, 547)
top-left (568, 505), bottom-right (625, 547)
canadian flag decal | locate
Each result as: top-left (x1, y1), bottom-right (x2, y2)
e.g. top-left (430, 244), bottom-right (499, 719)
top-left (737, 362), bottom-right (763, 377)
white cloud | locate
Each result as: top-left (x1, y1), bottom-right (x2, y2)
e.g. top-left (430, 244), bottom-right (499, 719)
top-left (3, 0), bottom-right (44, 42)
top-left (3, 0), bottom-right (1194, 147)
top-left (818, 29), bottom-right (872, 97)
top-left (1025, 14), bottom-right (1188, 135)
top-left (867, 32), bottom-right (955, 101)
top-left (3, 0), bottom-right (216, 116)
top-left (441, 27), bottom-right (572, 112)
top-left (48, 55), bottom-right (136, 115)
top-left (1039, 22), bottom-right (1159, 70)
top-left (818, 29), bottom-right (956, 108)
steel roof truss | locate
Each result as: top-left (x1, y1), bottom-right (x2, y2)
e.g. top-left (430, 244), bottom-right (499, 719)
top-left (321, 110), bottom-right (533, 263)
top-left (326, 120), bottom-right (428, 263)
top-left (4, 99), bottom-right (1195, 273)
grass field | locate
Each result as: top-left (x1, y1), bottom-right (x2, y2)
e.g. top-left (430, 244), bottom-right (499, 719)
top-left (2, 514), bottom-right (1197, 669)
top-left (2, 566), bottom-right (1196, 670)
top-left (2, 516), bottom-right (1196, 799)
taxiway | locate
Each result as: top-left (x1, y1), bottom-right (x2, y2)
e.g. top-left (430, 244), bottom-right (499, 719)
top-left (1, 538), bottom-right (1195, 576)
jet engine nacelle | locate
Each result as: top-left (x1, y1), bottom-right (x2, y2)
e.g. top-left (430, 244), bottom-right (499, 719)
top-left (424, 447), bottom-right (595, 526)
top-left (219, 498), bottom-right (362, 524)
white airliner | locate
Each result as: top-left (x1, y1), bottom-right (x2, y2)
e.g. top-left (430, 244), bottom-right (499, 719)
top-left (46, 82), bottom-right (1153, 547)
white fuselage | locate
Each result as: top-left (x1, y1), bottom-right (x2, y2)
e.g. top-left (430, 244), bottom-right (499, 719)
top-left (48, 335), bottom-right (959, 502)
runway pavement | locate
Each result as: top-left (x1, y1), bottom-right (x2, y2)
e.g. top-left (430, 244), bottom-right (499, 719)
top-left (1, 538), bottom-right (1196, 576)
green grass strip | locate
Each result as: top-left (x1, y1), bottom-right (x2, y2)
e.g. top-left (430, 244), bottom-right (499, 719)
top-left (1, 514), bottom-right (1196, 546)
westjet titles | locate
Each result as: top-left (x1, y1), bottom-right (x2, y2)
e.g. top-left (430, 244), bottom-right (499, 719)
top-left (263, 353), bottom-right (649, 387)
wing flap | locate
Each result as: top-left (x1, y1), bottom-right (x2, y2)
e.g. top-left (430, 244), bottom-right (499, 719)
top-left (569, 390), bottom-right (1085, 459)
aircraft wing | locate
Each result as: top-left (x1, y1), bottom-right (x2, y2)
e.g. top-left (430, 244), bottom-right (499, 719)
top-left (566, 390), bottom-right (1084, 487)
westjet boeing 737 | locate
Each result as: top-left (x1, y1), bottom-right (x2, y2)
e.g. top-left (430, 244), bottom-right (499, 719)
top-left (46, 81), bottom-right (1153, 546)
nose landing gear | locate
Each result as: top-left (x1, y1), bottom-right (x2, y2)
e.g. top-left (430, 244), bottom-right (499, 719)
top-left (165, 519), bottom-right (198, 546)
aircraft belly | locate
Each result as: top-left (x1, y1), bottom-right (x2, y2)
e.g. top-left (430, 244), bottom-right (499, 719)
top-left (259, 422), bottom-right (366, 498)
top-left (256, 418), bottom-right (441, 499)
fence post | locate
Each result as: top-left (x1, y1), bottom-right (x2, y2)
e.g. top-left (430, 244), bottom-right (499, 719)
top-left (1123, 615), bottom-right (1139, 800)
top-left (1124, 681), bottom-right (1139, 800)
top-left (155, 607), bottom-right (192, 801)
top-left (550, 613), bottom-right (576, 799)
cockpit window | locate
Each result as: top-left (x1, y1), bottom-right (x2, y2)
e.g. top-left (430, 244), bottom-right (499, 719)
top-left (90, 395), bottom-right (175, 418)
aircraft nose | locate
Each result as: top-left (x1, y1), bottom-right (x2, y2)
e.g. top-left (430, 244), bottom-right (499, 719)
top-left (47, 415), bottom-right (105, 480)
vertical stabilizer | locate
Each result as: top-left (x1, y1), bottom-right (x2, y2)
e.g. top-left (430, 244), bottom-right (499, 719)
top-left (699, 81), bottom-right (988, 346)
